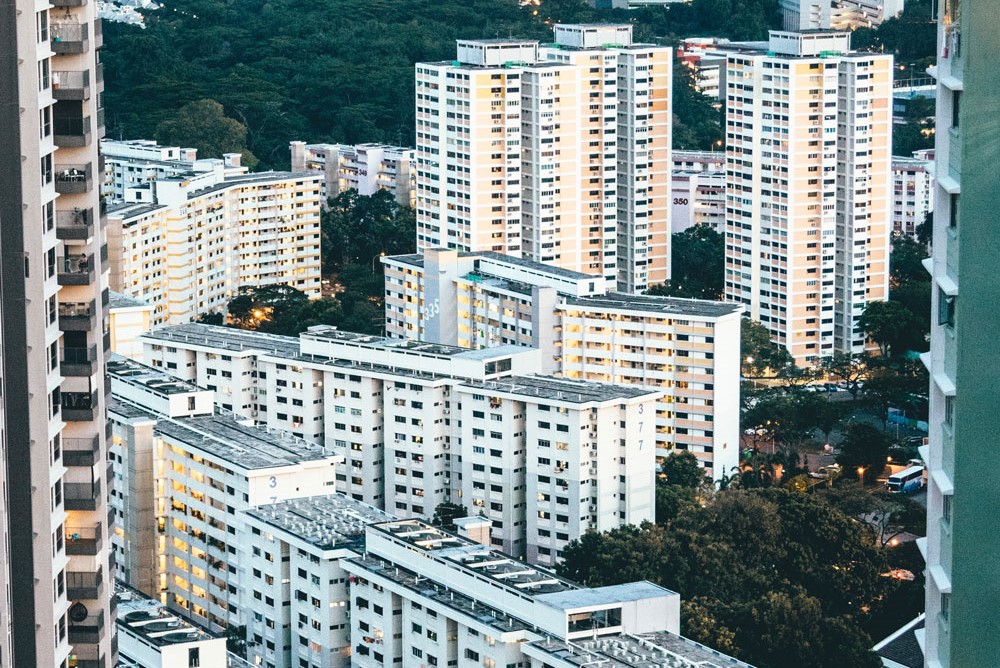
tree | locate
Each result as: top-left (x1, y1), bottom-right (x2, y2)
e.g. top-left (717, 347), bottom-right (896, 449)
top-left (836, 423), bottom-right (893, 483)
top-left (862, 359), bottom-right (928, 425)
top-left (226, 284), bottom-right (344, 336)
top-left (225, 624), bottom-right (248, 658)
top-left (671, 56), bottom-right (723, 151)
top-left (858, 300), bottom-right (919, 357)
top-left (659, 451), bottom-right (707, 488)
top-left (740, 319), bottom-right (794, 379)
top-left (646, 224), bottom-right (724, 300)
top-left (155, 99), bottom-right (258, 168)
top-left (820, 352), bottom-right (871, 401)
top-left (430, 502), bottom-right (469, 532)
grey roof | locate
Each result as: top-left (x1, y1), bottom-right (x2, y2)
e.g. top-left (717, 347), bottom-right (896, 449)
top-left (108, 291), bottom-right (151, 310)
top-left (461, 375), bottom-right (661, 404)
top-left (106, 202), bottom-right (165, 219)
top-left (244, 494), bottom-right (393, 551)
top-left (142, 322), bottom-right (301, 357)
top-left (116, 581), bottom-right (219, 648)
top-left (108, 355), bottom-right (203, 396)
top-left (562, 293), bottom-right (741, 318)
top-left (154, 414), bottom-right (333, 471)
top-left (108, 398), bottom-right (159, 421)
top-left (476, 251), bottom-right (595, 281)
top-left (526, 632), bottom-right (757, 667)
top-left (302, 327), bottom-right (527, 360)
top-left (183, 170), bottom-right (320, 199)
top-left (874, 615), bottom-right (925, 668)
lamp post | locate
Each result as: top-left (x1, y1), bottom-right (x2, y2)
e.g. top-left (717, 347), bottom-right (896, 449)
top-left (858, 466), bottom-right (866, 489)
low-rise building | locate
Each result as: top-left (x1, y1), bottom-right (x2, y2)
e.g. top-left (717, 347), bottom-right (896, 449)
top-left (892, 154), bottom-right (934, 238)
top-left (116, 582), bottom-right (229, 668)
top-left (240, 496), bottom-right (394, 668)
top-left (107, 356), bottom-right (341, 632)
top-left (139, 323), bottom-right (662, 564)
top-left (101, 139), bottom-right (249, 203)
top-left (109, 291), bottom-right (154, 362)
top-left (106, 167), bottom-right (322, 326)
top-left (671, 168), bottom-right (726, 233)
top-left (382, 249), bottom-right (742, 478)
top-left (343, 519), bottom-right (755, 668)
top-left (289, 141), bottom-right (415, 207)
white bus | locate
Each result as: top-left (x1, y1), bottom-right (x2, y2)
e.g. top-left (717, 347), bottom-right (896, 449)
top-left (886, 466), bottom-right (925, 494)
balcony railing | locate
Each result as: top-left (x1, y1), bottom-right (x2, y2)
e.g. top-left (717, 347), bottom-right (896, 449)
top-left (56, 208), bottom-right (95, 241)
top-left (51, 22), bottom-right (89, 53)
top-left (62, 391), bottom-right (99, 422)
top-left (53, 70), bottom-right (90, 101)
top-left (70, 659), bottom-right (106, 668)
top-left (61, 344), bottom-right (98, 377)
top-left (54, 115), bottom-right (92, 148)
top-left (59, 300), bottom-right (97, 331)
top-left (63, 435), bottom-right (100, 467)
top-left (67, 568), bottom-right (104, 600)
top-left (64, 479), bottom-right (101, 510)
top-left (65, 524), bottom-right (103, 556)
top-left (54, 164), bottom-right (92, 195)
top-left (68, 611), bottom-right (106, 645)
top-left (58, 254), bottom-right (95, 286)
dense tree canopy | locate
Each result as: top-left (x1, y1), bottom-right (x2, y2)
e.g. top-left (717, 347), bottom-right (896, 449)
top-left (558, 488), bottom-right (907, 668)
top-left (155, 99), bottom-right (258, 168)
top-left (646, 224), bottom-right (724, 300)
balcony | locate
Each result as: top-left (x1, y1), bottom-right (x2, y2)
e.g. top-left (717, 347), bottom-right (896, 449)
top-left (52, 0), bottom-right (87, 6)
top-left (58, 254), bottom-right (95, 286)
top-left (93, 18), bottom-right (102, 48)
top-left (70, 659), bottom-right (106, 668)
top-left (63, 435), bottom-right (100, 467)
top-left (56, 208), bottom-right (96, 240)
top-left (54, 164), bottom-right (92, 195)
top-left (61, 344), bottom-right (98, 376)
top-left (60, 300), bottom-right (97, 331)
top-left (64, 479), bottom-right (101, 511)
top-left (67, 569), bottom-right (104, 600)
top-left (53, 71), bottom-right (90, 101)
top-left (62, 391), bottom-right (99, 422)
top-left (51, 22), bottom-right (89, 54)
top-left (65, 524), bottom-right (103, 556)
top-left (54, 115), bottom-right (92, 148)
top-left (68, 611), bottom-right (106, 645)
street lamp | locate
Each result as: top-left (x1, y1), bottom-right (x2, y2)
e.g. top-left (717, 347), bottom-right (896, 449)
top-left (857, 466), bottom-right (866, 488)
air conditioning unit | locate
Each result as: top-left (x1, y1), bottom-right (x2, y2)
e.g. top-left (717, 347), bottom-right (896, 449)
top-left (589, 505), bottom-right (597, 513)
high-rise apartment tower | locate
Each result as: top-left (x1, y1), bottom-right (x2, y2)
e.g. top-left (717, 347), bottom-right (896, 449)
top-left (923, 1), bottom-right (1000, 666)
top-left (415, 24), bottom-right (671, 293)
top-left (0, 0), bottom-right (114, 664)
top-left (724, 30), bottom-right (893, 365)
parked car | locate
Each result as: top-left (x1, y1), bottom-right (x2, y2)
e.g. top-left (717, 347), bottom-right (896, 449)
top-left (809, 464), bottom-right (843, 479)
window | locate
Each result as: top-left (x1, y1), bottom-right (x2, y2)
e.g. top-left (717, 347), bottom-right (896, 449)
top-left (949, 194), bottom-right (959, 229)
top-left (944, 395), bottom-right (955, 426)
top-left (938, 289), bottom-right (956, 328)
top-left (942, 494), bottom-right (953, 527)
top-left (940, 592), bottom-right (951, 622)
top-left (189, 647), bottom-right (201, 668)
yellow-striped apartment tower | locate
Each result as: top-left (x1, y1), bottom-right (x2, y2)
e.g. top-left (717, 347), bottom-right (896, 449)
top-left (724, 31), bottom-right (892, 365)
top-left (415, 24), bottom-right (671, 293)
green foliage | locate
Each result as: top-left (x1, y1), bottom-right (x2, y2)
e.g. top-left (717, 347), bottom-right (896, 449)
top-left (154, 99), bottom-right (258, 168)
top-left (672, 58), bottom-right (723, 150)
top-left (740, 319), bottom-right (793, 378)
top-left (858, 301), bottom-right (920, 357)
top-left (558, 489), bottom-right (902, 668)
top-left (835, 423), bottom-right (893, 481)
top-left (323, 190), bottom-right (415, 274)
top-left (430, 502), bottom-right (469, 531)
top-left (892, 96), bottom-right (936, 157)
top-left (861, 358), bottom-right (928, 424)
top-left (852, 0), bottom-right (936, 71)
top-left (646, 224), bottom-right (724, 300)
top-left (226, 284), bottom-right (343, 335)
top-left (659, 451), bottom-right (707, 488)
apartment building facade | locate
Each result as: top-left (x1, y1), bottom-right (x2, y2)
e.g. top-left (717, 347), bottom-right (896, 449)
top-left (0, 0), bottom-right (114, 663)
top-left (288, 141), bottom-right (416, 207)
top-left (724, 31), bottom-right (893, 364)
top-left (415, 24), bottom-right (671, 293)
top-left (383, 249), bottom-right (742, 479)
top-left (671, 166), bottom-right (726, 232)
top-left (107, 357), bottom-right (341, 633)
top-left (239, 496), bottom-right (392, 668)
top-left (100, 139), bottom-right (247, 204)
top-left (105, 168), bottom-right (322, 326)
top-left (891, 154), bottom-right (934, 238)
top-left (139, 324), bottom-right (661, 564)
top-left (923, 1), bottom-right (1000, 666)
top-left (343, 520), bottom-right (755, 668)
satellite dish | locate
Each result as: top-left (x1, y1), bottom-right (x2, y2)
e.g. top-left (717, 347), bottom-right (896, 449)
top-left (69, 603), bottom-right (89, 623)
